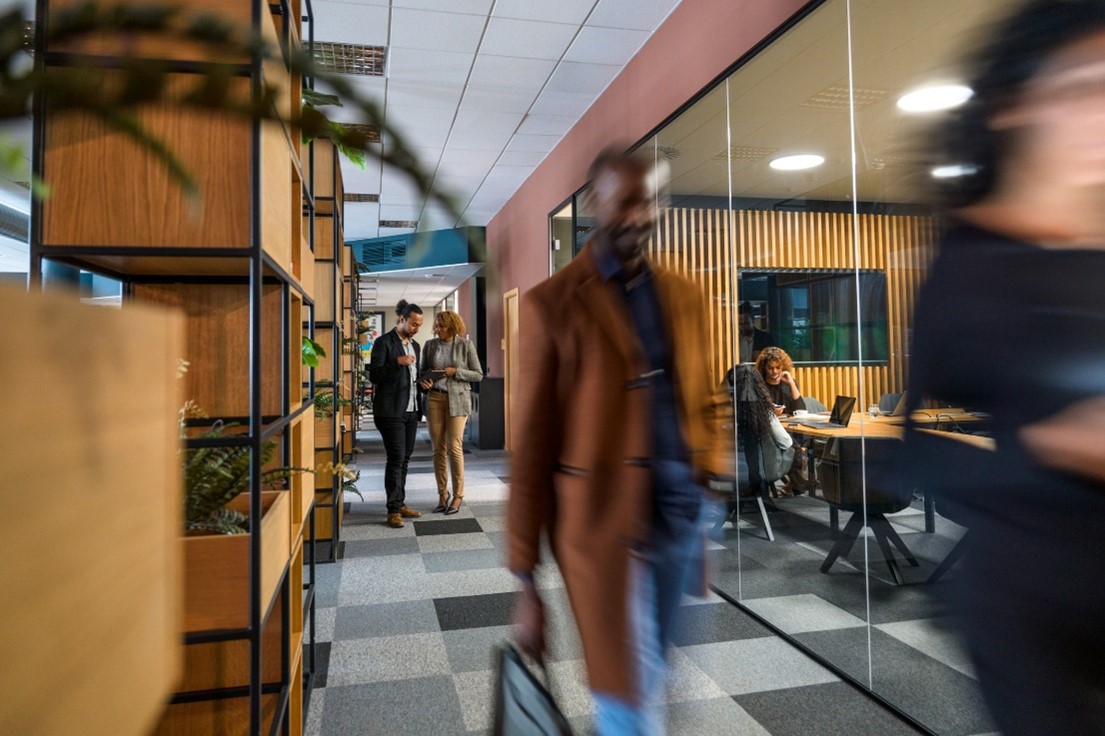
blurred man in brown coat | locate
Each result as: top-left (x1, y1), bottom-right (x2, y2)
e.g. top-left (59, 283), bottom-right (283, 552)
top-left (508, 149), bottom-right (730, 734)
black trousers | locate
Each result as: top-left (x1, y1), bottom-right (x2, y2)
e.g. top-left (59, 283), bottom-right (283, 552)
top-left (374, 411), bottom-right (419, 514)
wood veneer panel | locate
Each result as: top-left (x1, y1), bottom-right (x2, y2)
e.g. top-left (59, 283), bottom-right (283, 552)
top-left (131, 283), bottom-right (283, 418)
top-left (42, 75), bottom-right (252, 252)
top-left (650, 207), bottom-right (934, 399)
top-left (0, 285), bottom-right (182, 736)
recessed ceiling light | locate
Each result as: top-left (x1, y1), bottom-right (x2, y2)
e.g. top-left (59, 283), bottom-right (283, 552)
top-left (897, 84), bottom-right (973, 113)
top-left (769, 154), bottom-right (825, 171)
top-left (931, 164), bottom-right (980, 179)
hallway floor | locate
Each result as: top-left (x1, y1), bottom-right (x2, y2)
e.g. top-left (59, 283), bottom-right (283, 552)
top-left (303, 426), bottom-right (925, 735)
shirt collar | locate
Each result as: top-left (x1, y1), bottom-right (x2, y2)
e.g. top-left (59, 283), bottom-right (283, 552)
top-left (588, 235), bottom-right (652, 284)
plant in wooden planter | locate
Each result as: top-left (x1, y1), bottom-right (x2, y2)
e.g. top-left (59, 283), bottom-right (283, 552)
top-left (308, 379), bottom-right (350, 419)
top-left (181, 402), bottom-right (308, 534)
top-left (316, 460), bottom-right (361, 501)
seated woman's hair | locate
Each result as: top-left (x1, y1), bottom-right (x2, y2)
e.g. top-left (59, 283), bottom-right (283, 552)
top-left (396, 299), bottom-right (423, 318)
top-left (729, 364), bottom-right (775, 442)
top-left (434, 310), bottom-right (466, 339)
top-left (755, 346), bottom-right (793, 374)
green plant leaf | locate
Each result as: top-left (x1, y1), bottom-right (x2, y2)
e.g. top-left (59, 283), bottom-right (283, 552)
top-left (302, 336), bottom-right (326, 367)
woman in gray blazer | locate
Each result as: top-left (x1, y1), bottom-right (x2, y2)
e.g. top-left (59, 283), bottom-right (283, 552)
top-left (422, 310), bottom-right (483, 514)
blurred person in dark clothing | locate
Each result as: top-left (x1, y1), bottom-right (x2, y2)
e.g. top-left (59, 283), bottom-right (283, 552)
top-left (738, 301), bottom-right (775, 363)
top-left (906, 1), bottom-right (1105, 733)
top-left (508, 149), bottom-right (730, 735)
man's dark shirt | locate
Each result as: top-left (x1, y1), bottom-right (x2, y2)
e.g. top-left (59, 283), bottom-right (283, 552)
top-left (592, 242), bottom-right (701, 539)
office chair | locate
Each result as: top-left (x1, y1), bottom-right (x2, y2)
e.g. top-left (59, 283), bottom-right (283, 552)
top-left (716, 425), bottom-right (795, 542)
top-left (879, 392), bottom-right (903, 414)
top-left (802, 396), bottom-right (829, 413)
top-left (816, 436), bottom-right (919, 584)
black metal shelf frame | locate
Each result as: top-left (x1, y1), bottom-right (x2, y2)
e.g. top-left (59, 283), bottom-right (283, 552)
top-left (28, 0), bottom-right (319, 731)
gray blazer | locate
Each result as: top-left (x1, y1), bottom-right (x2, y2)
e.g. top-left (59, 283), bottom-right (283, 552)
top-left (422, 336), bottom-right (483, 416)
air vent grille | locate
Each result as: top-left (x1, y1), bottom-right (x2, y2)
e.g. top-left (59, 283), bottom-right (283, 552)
top-left (711, 145), bottom-right (778, 162)
top-left (344, 193), bottom-right (380, 203)
top-left (313, 42), bottom-right (387, 77)
top-left (359, 238), bottom-right (409, 267)
top-left (379, 220), bottom-right (417, 229)
top-left (801, 85), bottom-right (888, 110)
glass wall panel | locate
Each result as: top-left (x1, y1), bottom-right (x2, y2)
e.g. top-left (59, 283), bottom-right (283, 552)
top-left (550, 2), bottom-right (1031, 730)
top-left (848, 1), bottom-right (1008, 732)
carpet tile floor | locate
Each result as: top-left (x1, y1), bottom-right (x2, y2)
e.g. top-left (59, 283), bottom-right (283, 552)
top-left (303, 425), bottom-right (999, 735)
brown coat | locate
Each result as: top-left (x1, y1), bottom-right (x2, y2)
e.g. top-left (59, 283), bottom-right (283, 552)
top-left (507, 246), bottom-right (730, 700)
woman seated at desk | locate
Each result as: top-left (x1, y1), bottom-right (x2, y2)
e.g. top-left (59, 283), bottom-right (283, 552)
top-left (727, 365), bottom-right (793, 497)
top-left (756, 347), bottom-right (813, 494)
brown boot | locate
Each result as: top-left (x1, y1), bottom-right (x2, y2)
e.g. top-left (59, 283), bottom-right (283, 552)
top-left (387, 512), bottom-right (404, 528)
top-left (398, 505), bottom-right (422, 518)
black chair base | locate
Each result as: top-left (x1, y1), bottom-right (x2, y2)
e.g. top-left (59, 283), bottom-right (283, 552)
top-left (821, 510), bottom-right (919, 584)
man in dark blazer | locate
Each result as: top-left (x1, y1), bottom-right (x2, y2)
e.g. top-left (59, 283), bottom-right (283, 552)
top-left (369, 300), bottom-right (432, 528)
top-left (508, 150), bottom-right (731, 734)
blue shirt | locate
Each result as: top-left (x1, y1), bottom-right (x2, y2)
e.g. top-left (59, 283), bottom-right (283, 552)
top-left (590, 242), bottom-right (701, 539)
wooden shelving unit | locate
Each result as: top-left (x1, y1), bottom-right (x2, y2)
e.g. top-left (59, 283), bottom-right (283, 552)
top-left (31, 0), bottom-right (318, 733)
top-left (307, 140), bottom-right (350, 562)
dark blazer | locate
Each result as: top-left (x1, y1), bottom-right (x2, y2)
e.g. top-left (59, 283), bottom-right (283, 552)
top-left (369, 329), bottom-right (423, 418)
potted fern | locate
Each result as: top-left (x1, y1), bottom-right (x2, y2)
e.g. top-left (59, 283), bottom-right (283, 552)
top-left (179, 404), bottom-right (308, 631)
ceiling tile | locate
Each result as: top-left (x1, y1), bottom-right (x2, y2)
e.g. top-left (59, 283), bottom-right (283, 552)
top-left (379, 204), bottom-right (423, 219)
top-left (445, 127), bottom-right (515, 151)
top-left (390, 8), bottom-right (487, 53)
top-left (505, 133), bottom-right (562, 152)
top-left (517, 113), bottom-right (577, 136)
top-left (544, 61), bottom-right (622, 94)
top-left (459, 85), bottom-right (539, 114)
top-left (467, 55), bottom-right (557, 91)
top-left (496, 149), bottom-right (548, 167)
top-left (564, 26), bottom-right (649, 65)
top-left (587, 0), bottom-right (679, 31)
top-left (452, 110), bottom-right (525, 134)
top-left (439, 148), bottom-right (500, 168)
top-left (310, 1), bottom-right (390, 45)
top-left (492, 0), bottom-right (596, 25)
top-left (529, 89), bottom-right (597, 117)
top-left (314, 76), bottom-right (386, 117)
top-left (393, 0), bottom-right (493, 14)
top-left (384, 104), bottom-right (455, 135)
top-left (387, 47), bottom-right (474, 86)
top-left (385, 81), bottom-right (464, 110)
top-left (341, 166), bottom-right (382, 193)
top-left (480, 17), bottom-right (578, 60)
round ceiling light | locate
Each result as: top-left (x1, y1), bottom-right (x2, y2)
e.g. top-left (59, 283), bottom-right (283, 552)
top-left (769, 154), bottom-right (825, 171)
top-left (931, 164), bottom-right (979, 179)
top-left (897, 84), bottom-right (973, 113)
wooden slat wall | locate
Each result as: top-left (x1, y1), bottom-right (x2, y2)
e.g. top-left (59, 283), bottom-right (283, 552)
top-left (649, 208), bottom-right (935, 408)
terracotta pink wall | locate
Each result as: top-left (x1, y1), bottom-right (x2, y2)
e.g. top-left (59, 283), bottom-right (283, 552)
top-left (484, 0), bottom-right (810, 376)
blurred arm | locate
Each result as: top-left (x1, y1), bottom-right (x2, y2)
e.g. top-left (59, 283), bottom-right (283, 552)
top-left (1019, 395), bottom-right (1105, 484)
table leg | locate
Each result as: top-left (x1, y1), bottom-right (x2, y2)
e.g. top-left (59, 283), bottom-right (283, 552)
top-left (925, 493), bottom-right (935, 533)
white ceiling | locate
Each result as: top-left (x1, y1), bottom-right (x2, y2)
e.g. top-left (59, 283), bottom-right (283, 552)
top-left (311, 0), bottom-right (683, 242)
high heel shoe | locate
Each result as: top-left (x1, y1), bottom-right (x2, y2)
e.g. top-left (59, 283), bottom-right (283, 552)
top-left (444, 498), bottom-right (463, 515)
top-left (433, 494), bottom-right (449, 513)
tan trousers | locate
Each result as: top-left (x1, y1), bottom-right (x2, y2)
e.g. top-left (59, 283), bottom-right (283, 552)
top-left (427, 391), bottom-right (468, 499)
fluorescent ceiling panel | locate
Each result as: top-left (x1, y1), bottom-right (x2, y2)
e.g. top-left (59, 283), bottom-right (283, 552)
top-left (480, 17), bottom-right (578, 60)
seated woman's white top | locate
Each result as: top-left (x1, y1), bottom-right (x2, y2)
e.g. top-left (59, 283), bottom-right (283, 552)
top-left (769, 414), bottom-right (793, 450)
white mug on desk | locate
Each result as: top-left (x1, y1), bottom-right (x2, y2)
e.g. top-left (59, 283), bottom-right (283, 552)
top-left (793, 409), bottom-right (809, 418)
top-left (868, 405), bottom-right (880, 417)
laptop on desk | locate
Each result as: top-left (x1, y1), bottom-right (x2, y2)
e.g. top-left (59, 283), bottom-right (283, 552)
top-left (799, 395), bottom-right (857, 429)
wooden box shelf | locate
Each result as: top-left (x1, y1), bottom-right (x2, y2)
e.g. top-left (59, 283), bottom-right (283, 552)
top-left (182, 491), bottom-right (290, 633)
